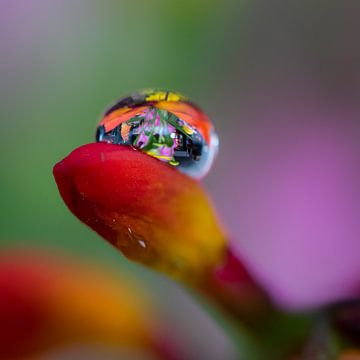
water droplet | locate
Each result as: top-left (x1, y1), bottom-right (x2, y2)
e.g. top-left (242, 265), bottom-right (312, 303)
top-left (138, 239), bottom-right (146, 248)
top-left (125, 227), bottom-right (148, 251)
top-left (96, 89), bottom-right (219, 179)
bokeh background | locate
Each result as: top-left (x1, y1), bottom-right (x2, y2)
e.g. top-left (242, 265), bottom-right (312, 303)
top-left (1, 1), bottom-right (360, 359)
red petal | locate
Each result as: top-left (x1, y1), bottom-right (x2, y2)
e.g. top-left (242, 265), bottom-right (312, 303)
top-left (54, 143), bottom-right (226, 281)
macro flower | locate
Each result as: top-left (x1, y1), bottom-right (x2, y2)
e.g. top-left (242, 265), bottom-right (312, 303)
top-left (53, 142), bottom-right (270, 327)
top-left (52, 89), bottom-right (360, 357)
top-left (53, 139), bottom-right (360, 357)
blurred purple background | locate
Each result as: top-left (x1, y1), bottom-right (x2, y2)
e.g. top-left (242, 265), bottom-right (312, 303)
top-left (206, 1), bottom-right (360, 309)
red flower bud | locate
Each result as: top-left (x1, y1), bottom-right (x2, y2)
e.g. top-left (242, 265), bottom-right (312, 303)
top-left (54, 143), bottom-right (227, 282)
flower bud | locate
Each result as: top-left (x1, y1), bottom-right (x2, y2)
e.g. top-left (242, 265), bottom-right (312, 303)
top-left (54, 143), bottom-right (226, 281)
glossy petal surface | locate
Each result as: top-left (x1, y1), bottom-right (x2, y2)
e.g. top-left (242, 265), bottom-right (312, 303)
top-left (54, 143), bottom-right (226, 281)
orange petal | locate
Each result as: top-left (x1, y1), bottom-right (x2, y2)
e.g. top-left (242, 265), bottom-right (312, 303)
top-left (0, 250), bottom-right (156, 359)
top-left (99, 106), bottom-right (149, 132)
top-left (155, 101), bottom-right (212, 143)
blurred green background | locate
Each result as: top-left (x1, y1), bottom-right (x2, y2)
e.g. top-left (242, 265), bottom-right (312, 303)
top-left (0, 0), bottom-right (245, 250)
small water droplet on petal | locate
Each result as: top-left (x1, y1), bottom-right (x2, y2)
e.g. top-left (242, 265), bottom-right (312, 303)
top-left (138, 240), bottom-right (146, 248)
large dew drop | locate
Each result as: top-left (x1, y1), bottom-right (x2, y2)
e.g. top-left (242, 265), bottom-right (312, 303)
top-left (96, 89), bottom-right (219, 179)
